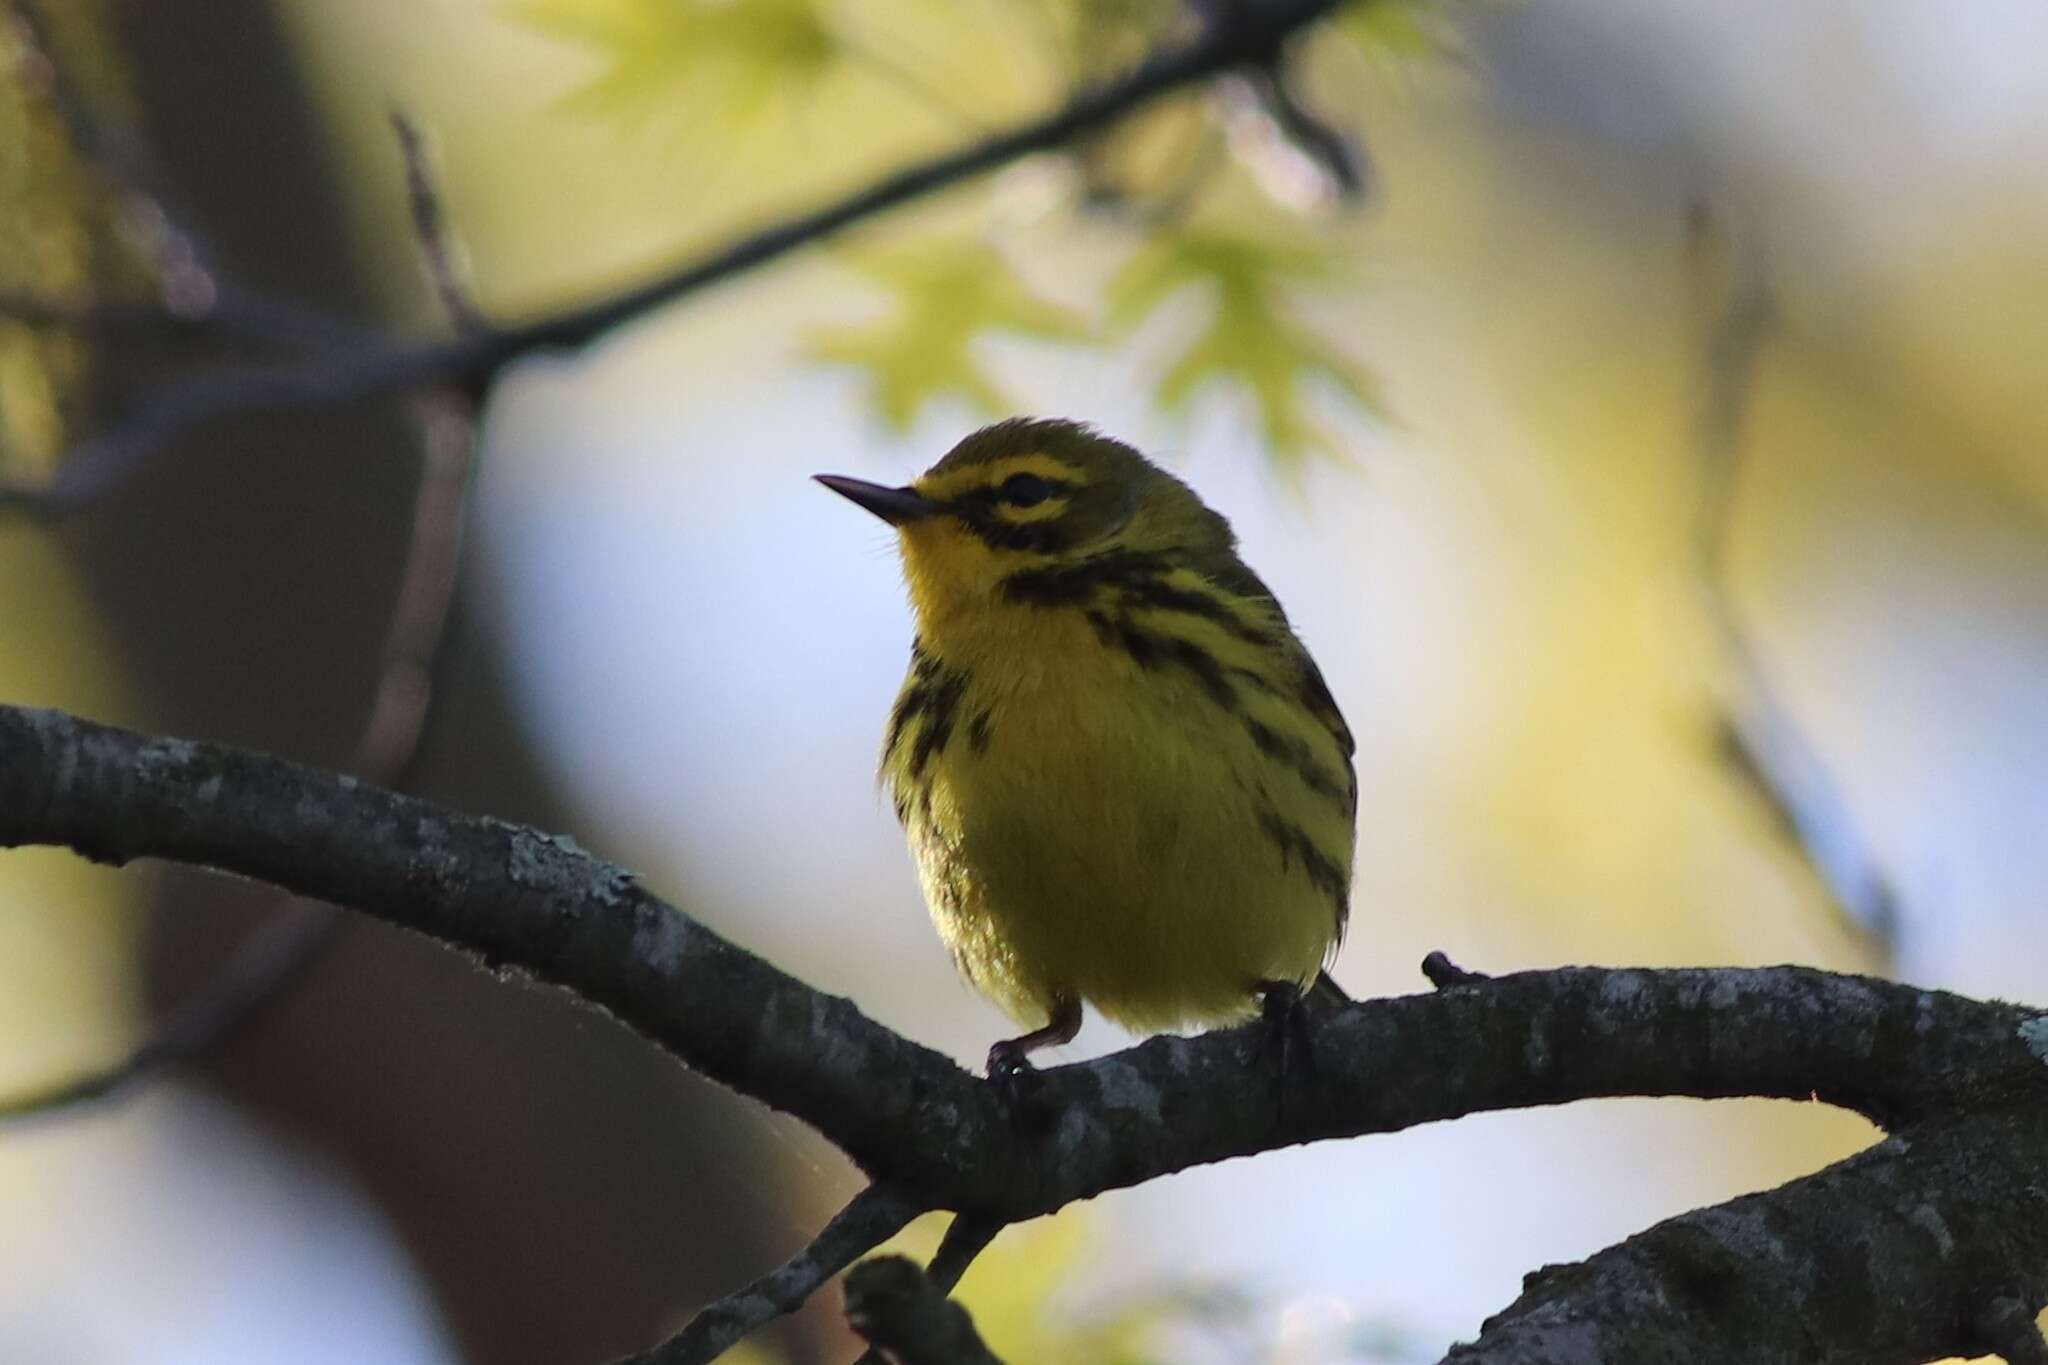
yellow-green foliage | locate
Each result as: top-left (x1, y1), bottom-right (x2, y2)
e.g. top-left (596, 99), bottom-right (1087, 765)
top-left (0, 0), bottom-right (148, 1118)
top-left (511, 0), bottom-right (1423, 460)
top-left (0, 0), bottom-right (153, 477)
top-left (1111, 229), bottom-right (1383, 462)
top-left (807, 238), bottom-right (1088, 429)
top-left (0, 16), bottom-right (93, 473)
top-left (510, 0), bottom-right (844, 126)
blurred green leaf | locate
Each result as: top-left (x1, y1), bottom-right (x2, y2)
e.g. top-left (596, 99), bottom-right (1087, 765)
top-left (809, 238), bottom-right (1089, 429)
top-left (510, 0), bottom-right (844, 123)
top-left (1111, 229), bottom-right (1381, 460)
top-left (1044, 0), bottom-right (1184, 74)
top-left (1336, 0), bottom-right (1450, 57)
top-left (0, 0), bottom-right (145, 478)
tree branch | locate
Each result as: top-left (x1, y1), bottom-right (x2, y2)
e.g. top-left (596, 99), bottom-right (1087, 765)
top-left (4, 703), bottom-right (2047, 1363)
top-left (0, 0), bottom-right (1343, 516)
top-left (617, 1184), bottom-right (925, 1365)
top-left (0, 139), bottom-right (483, 1121)
top-left (1685, 204), bottom-right (1900, 958)
top-left (5, 0), bottom-right (373, 354)
top-left (851, 1214), bottom-right (1005, 1365)
top-left (391, 110), bottom-right (488, 338)
top-left (845, 1257), bottom-right (1006, 1365)
top-left (1448, 1112), bottom-right (2048, 1364)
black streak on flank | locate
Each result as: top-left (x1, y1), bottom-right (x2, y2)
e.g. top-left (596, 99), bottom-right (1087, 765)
top-left (967, 709), bottom-right (993, 754)
top-left (885, 639), bottom-right (943, 763)
top-left (907, 667), bottom-right (969, 780)
top-left (1257, 807), bottom-right (1349, 930)
top-left (885, 639), bottom-right (973, 782)
top-left (1243, 717), bottom-right (1350, 805)
top-left (1161, 635), bottom-right (1237, 708)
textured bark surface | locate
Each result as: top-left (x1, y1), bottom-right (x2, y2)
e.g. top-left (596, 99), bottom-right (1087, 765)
top-left (5, 702), bottom-right (2047, 1364)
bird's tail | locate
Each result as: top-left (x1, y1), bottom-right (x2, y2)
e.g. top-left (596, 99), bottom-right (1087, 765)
top-left (1309, 970), bottom-right (1351, 1009)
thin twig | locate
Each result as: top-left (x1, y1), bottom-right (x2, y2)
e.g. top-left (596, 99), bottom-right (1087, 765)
top-left (925, 1214), bottom-right (1005, 1294)
top-left (391, 110), bottom-right (489, 337)
top-left (0, 291), bottom-right (207, 336)
top-left (852, 1214), bottom-right (1007, 1365)
top-left (0, 128), bottom-right (485, 1123)
top-left (613, 1185), bottom-right (926, 1365)
top-left (8, 1), bottom-right (157, 208)
top-left (1235, 66), bottom-right (1368, 200)
top-left (1687, 204), bottom-right (1900, 959)
top-left (0, 393), bottom-right (475, 1122)
top-left (846, 1257), bottom-right (1006, 1365)
top-left (6, 0), bottom-right (368, 354)
top-left (1421, 950), bottom-right (1489, 989)
top-left (0, 0), bottom-right (1344, 515)
top-left (0, 905), bottom-right (340, 1123)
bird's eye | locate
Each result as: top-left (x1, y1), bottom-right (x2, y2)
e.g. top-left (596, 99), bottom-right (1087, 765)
top-left (996, 473), bottom-right (1058, 507)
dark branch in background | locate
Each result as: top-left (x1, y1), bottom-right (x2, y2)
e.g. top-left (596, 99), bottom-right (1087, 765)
top-left (1686, 203), bottom-right (1901, 959)
top-left (3, 703), bottom-right (2048, 1363)
top-left (1232, 66), bottom-right (1369, 200)
top-left (617, 1185), bottom-right (925, 1365)
top-left (0, 0), bottom-right (1345, 516)
top-left (0, 118), bottom-right (485, 1123)
top-left (391, 111), bottom-right (489, 339)
top-left (4, 0), bottom-right (373, 354)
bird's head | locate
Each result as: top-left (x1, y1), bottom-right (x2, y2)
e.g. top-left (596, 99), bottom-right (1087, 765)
top-left (816, 418), bottom-right (1234, 628)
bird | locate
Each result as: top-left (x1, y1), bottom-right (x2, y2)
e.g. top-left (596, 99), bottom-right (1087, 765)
top-left (817, 417), bottom-right (1355, 1082)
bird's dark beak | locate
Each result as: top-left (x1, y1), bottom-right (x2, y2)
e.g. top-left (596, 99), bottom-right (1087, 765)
top-left (813, 474), bottom-right (941, 526)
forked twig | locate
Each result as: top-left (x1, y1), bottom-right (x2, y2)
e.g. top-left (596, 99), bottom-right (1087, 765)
top-left (850, 1213), bottom-right (1007, 1365)
top-left (0, 0), bottom-right (1346, 516)
top-left (0, 115), bottom-right (485, 1123)
top-left (846, 1256), bottom-right (1006, 1365)
top-left (614, 1185), bottom-right (926, 1365)
top-left (3, 0), bottom-right (371, 353)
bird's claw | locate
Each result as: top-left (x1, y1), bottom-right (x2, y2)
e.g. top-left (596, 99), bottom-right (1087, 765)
top-left (1254, 980), bottom-right (1321, 1129)
top-left (986, 1041), bottom-right (1055, 1131)
top-left (1257, 979), bottom-right (1318, 1080)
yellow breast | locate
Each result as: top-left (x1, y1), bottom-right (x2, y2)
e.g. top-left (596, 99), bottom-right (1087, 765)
top-left (881, 577), bottom-right (1352, 1033)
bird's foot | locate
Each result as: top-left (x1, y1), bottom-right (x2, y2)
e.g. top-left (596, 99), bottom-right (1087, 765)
top-left (986, 1037), bottom-right (1043, 1094)
top-left (1254, 979), bottom-right (1321, 1130)
top-left (1256, 979), bottom-right (1318, 1081)
top-left (984, 1001), bottom-right (1079, 1134)
top-left (985, 1041), bottom-right (1058, 1135)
